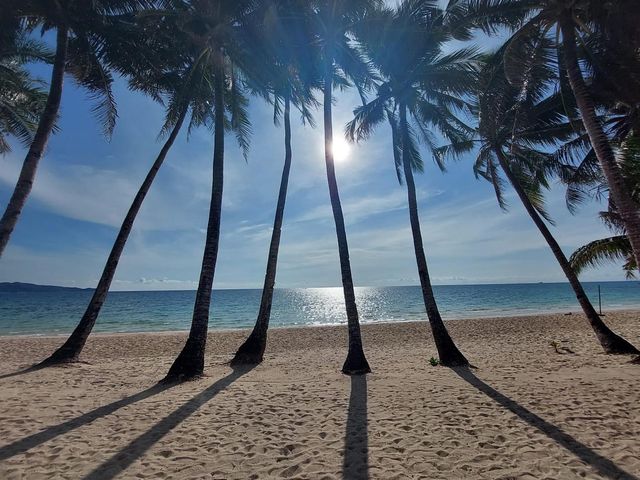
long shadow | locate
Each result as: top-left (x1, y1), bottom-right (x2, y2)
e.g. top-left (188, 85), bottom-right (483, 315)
top-left (342, 375), bottom-right (369, 480)
top-left (452, 367), bottom-right (639, 480)
top-left (0, 382), bottom-right (174, 461)
top-left (0, 364), bottom-right (45, 381)
top-left (82, 365), bottom-right (255, 480)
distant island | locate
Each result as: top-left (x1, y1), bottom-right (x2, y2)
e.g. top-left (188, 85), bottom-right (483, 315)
top-left (0, 282), bottom-right (92, 293)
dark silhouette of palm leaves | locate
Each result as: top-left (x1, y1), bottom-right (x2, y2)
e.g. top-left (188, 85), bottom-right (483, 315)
top-left (347, 0), bottom-right (478, 180)
top-left (570, 136), bottom-right (640, 278)
top-left (0, 32), bottom-right (51, 153)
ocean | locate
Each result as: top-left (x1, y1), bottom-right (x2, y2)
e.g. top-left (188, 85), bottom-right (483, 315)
top-left (0, 282), bottom-right (638, 336)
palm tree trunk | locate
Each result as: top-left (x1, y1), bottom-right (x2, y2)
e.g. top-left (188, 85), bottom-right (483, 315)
top-left (560, 17), bottom-right (640, 275)
top-left (0, 25), bottom-right (69, 258)
top-left (231, 93), bottom-right (293, 366)
top-left (495, 148), bottom-right (638, 354)
top-left (324, 68), bottom-right (370, 375)
top-left (399, 103), bottom-right (469, 367)
top-left (163, 51), bottom-right (226, 383)
top-left (39, 107), bottom-right (189, 366)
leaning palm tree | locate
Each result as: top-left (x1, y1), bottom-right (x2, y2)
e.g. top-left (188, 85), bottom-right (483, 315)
top-left (471, 48), bottom-right (638, 354)
top-left (38, 10), bottom-right (216, 365)
top-left (0, 29), bottom-right (50, 154)
top-left (231, 0), bottom-right (318, 365)
top-left (448, 0), bottom-right (640, 277)
top-left (311, 0), bottom-right (381, 375)
top-left (0, 0), bottom-right (154, 258)
top-left (163, 0), bottom-right (254, 383)
top-left (347, 0), bottom-right (474, 366)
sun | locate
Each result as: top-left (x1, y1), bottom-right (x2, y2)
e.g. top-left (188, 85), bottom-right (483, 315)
top-left (330, 137), bottom-right (352, 163)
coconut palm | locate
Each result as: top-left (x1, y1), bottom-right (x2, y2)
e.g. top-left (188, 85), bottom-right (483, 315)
top-left (347, 0), bottom-right (475, 366)
top-left (447, 0), bottom-right (640, 278)
top-left (311, 0), bottom-right (382, 375)
top-left (0, 0), bottom-right (156, 258)
top-left (231, 0), bottom-right (319, 365)
top-left (37, 9), bottom-right (216, 365)
top-left (163, 0), bottom-right (254, 383)
top-left (0, 29), bottom-right (50, 154)
top-left (471, 48), bottom-right (638, 354)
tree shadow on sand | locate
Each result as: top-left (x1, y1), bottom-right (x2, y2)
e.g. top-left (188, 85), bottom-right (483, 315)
top-left (0, 381), bottom-right (175, 461)
top-left (343, 375), bottom-right (369, 480)
top-left (82, 365), bottom-right (255, 480)
top-left (451, 367), bottom-right (639, 480)
top-left (0, 363), bottom-right (47, 381)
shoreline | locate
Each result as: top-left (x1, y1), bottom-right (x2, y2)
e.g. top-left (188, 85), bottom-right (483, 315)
top-left (2, 306), bottom-right (640, 339)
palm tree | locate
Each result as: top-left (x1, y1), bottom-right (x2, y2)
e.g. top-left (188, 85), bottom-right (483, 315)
top-left (449, 0), bottom-right (640, 278)
top-left (37, 9), bottom-right (214, 365)
top-left (231, 0), bottom-right (318, 365)
top-left (0, 28), bottom-right (50, 154)
top-left (471, 48), bottom-right (638, 354)
top-left (163, 0), bottom-right (254, 383)
top-left (0, 0), bottom-right (154, 258)
top-left (347, 0), bottom-right (474, 366)
top-left (311, 0), bottom-right (381, 375)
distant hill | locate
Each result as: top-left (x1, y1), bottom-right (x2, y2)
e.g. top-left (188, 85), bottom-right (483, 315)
top-left (0, 282), bottom-right (92, 293)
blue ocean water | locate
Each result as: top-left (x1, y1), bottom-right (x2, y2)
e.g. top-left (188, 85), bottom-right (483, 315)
top-left (0, 282), bottom-right (638, 336)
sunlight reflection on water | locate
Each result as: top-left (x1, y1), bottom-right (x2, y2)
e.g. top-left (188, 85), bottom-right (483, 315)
top-left (0, 283), bottom-right (638, 335)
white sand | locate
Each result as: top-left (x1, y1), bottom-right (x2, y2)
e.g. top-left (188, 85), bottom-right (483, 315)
top-left (0, 310), bottom-right (639, 479)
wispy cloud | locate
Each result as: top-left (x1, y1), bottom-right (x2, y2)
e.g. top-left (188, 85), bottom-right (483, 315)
top-left (0, 74), bottom-right (627, 290)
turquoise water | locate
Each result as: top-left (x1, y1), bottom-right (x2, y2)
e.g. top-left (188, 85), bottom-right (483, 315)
top-left (0, 282), bottom-right (638, 336)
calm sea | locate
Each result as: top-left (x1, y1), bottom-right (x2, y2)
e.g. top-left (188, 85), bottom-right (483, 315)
top-left (0, 282), bottom-right (638, 336)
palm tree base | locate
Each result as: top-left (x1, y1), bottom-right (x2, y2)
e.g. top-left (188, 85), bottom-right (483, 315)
top-left (230, 333), bottom-right (265, 366)
top-left (436, 346), bottom-right (470, 368)
top-left (438, 356), bottom-right (470, 367)
top-left (162, 343), bottom-right (204, 384)
top-left (37, 345), bottom-right (81, 368)
top-left (631, 356), bottom-right (640, 364)
top-left (342, 347), bottom-right (371, 375)
top-left (431, 326), bottom-right (470, 367)
top-left (600, 334), bottom-right (640, 355)
top-left (161, 367), bottom-right (203, 384)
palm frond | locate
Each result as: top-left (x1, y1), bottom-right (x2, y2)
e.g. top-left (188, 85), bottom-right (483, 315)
top-left (345, 93), bottom-right (389, 142)
top-left (66, 35), bottom-right (118, 137)
top-left (227, 66), bottom-right (251, 160)
top-left (570, 236), bottom-right (636, 278)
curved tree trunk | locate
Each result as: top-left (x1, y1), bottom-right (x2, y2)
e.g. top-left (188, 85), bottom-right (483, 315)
top-left (560, 17), bottom-right (640, 275)
top-left (231, 93), bottom-right (293, 366)
top-left (399, 104), bottom-right (469, 367)
top-left (39, 107), bottom-right (189, 366)
top-left (324, 68), bottom-right (370, 375)
top-left (163, 51), bottom-right (226, 383)
top-left (495, 148), bottom-right (638, 354)
top-left (0, 25), bottom-right (69, 258)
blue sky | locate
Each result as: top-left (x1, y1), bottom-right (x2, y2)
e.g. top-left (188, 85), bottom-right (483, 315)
top-left (0, 32), bottom-right (631, 290)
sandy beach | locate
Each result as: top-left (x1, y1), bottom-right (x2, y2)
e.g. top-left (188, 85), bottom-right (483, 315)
top-left (0, 310), bottom-right (639, 479)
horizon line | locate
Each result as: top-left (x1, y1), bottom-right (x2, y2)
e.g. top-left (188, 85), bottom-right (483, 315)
top-left (1, 279), bottom-right (637, 293)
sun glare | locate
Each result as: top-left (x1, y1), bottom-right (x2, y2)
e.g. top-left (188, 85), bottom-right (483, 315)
top-left (330, 137), bottom-right (352, 163)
